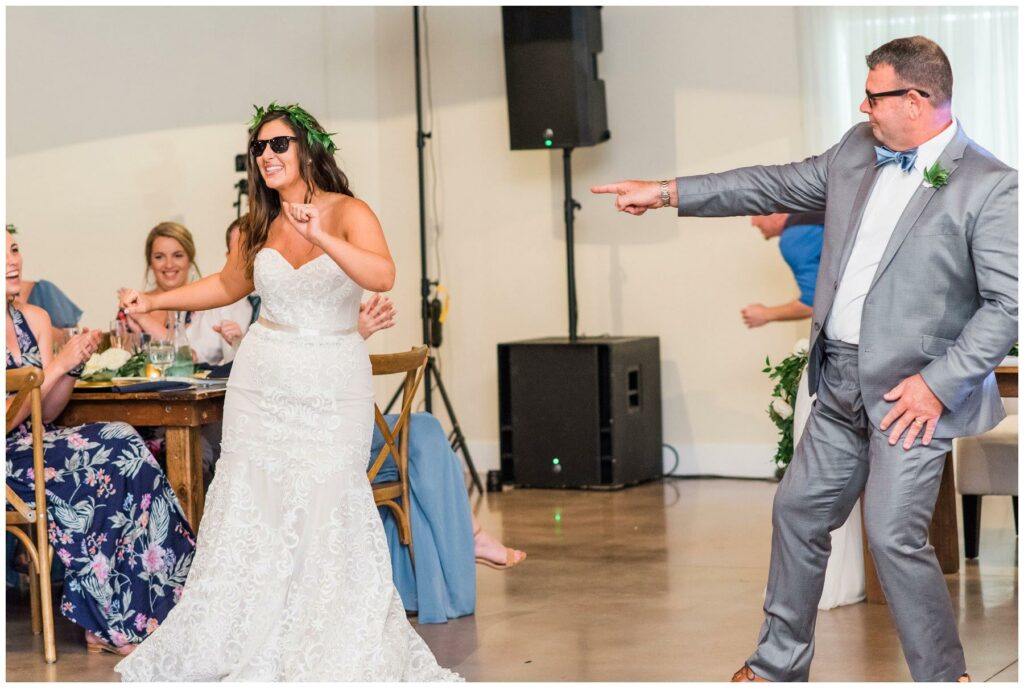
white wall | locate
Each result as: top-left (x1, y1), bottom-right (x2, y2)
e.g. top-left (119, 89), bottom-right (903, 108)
top-left (8, 6), bottom-right (811, 478)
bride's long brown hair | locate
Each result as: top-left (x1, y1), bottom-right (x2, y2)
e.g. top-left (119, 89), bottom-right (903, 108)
top-left (240, 109), bottom-right (354, 279)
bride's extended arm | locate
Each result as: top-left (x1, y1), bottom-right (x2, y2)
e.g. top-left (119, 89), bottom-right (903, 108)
top-left (121, 246), bottom-right (254, 315)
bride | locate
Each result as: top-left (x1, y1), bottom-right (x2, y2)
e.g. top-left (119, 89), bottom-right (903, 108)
top-left (115, 103), bottom-right (460, 681)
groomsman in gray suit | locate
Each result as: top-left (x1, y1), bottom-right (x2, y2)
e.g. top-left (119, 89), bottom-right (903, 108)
top-left (593, 36), bottom-right (1017, 682)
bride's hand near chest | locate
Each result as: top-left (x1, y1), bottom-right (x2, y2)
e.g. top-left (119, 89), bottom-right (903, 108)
top-left (282, 195), bottom-right (395, 293)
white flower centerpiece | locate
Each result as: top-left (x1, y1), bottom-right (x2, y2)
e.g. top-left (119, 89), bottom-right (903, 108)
top-left (80, 347), bottom-right (146, 382)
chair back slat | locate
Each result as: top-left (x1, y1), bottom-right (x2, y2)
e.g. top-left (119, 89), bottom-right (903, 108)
top-left (6, 367), bottom-right (43, 435)
top-left (6, 486), bottom-right (34, 521)
top-left (5, 366), bottom-right (57, 662)
top-left (370, 347), bottom-right (428, 376)
top-left (367, 346), bottom-right (428, 555)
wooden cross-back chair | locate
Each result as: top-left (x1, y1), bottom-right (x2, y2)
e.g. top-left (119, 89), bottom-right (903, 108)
top-left (367, 346), bottom-right (429, 564)
top-left (6, 366), bottom-right (57, 663)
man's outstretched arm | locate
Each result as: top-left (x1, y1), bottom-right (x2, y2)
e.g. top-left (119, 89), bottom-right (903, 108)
top-left (591, 124), bottom-right (866, 218)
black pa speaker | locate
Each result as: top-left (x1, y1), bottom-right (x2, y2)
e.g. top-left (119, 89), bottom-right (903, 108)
top-left (501, 6), bottom-right (610, 150)
top-left (498, 337), bottom-right (662, 489)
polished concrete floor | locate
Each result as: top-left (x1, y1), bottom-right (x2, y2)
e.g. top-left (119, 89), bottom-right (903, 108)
top-left (6, 479), bottom-right (1018, 681)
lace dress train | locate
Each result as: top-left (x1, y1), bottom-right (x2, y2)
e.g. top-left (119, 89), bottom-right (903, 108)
top-left (116, 250), bottom-right (460, 681)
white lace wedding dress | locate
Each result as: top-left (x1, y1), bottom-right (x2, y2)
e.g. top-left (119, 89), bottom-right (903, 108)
top-left (116, 248), bottom-right (460, 681)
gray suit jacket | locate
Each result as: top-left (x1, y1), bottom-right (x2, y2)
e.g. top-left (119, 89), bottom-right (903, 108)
top-left (677, 122), bottom-right (1018, 438)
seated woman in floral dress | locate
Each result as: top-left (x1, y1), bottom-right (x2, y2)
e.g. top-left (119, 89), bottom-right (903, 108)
top-left (5, 230), bottom-right (195, 655)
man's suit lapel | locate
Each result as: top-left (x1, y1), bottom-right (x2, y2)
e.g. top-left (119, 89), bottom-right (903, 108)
top-left (867, 126), bottom-right (970, 291)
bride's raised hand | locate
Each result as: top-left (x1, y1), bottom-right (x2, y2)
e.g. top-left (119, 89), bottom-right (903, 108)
top-left (118, 288), bottom-right (154, 316)
top-left (282, 201), bottom-right (324, 246)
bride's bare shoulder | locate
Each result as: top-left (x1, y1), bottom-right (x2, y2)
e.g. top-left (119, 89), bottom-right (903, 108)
top-left (324, 193), bottom-right (372, 215)
top-left (324, 195), bottom-right (380, 235)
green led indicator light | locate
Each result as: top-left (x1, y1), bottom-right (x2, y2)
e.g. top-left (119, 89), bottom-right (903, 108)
top-left (544, 139), bottom-right (553, 147)
top-left (552, 457), bottom-right (560, 465)
top-left (554, 512), bottom-right (562, 523)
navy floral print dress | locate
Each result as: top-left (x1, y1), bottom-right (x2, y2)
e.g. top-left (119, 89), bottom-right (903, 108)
top-left (6, 305), bottom-right (196, 648)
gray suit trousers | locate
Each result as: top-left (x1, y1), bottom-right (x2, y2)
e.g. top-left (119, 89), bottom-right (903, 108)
top-left (747, 340), bottom-right (966, 681)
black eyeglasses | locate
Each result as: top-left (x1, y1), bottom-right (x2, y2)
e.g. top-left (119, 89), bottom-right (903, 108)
top-left (250, 136), bottom-right (298, 157)
top-left (865, 87), bottom-right (930, 107)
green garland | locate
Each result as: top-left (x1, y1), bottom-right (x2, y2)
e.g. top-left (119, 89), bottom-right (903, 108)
top-left (763, 340), bottom-right (1017, 477)
top-left (249, 101), bottom-right (337, 155)
top-left (763, 344), bottom-right (809, 476)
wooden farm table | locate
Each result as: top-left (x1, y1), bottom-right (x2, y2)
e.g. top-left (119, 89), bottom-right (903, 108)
top-left (864, 365), bottom-right (1018, 604)
top-left (55, 385), bottom-right (226, 530)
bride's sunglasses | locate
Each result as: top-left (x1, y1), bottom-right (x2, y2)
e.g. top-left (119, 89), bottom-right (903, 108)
top-left (250, 136), bottom-right (298, 157)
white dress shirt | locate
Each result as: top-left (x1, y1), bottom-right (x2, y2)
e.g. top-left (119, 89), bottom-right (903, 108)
top-left (825, 119), bottom-right (958, 344)
top-left (187, 297), bottom-right (254, 366)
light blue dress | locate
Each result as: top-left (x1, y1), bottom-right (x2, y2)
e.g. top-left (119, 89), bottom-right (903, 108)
top-left (370, 413), bottom-right (475, 624)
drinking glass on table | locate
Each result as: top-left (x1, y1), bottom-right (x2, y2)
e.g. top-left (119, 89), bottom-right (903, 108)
top-left (111, 318), bottom-right (142, 353)
top-left (146, 339), bottom-right (175, 378)
top-left (53, 327), bottom-right (83, 356)
top-left (110, 319), bottom-right (127, 350)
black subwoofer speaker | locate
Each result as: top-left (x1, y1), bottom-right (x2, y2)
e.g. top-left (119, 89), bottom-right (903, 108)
top-left (501, 6), bottom-right (610, 150)
top-left (498, 337), bottom-right (662, 489)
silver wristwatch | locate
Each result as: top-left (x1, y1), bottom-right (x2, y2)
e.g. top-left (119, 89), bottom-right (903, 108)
top-left (659, 180), bottom-right (671, 208)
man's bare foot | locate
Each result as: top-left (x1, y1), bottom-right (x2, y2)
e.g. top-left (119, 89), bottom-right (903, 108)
top-left (474, 528), bottom-right (526, 569)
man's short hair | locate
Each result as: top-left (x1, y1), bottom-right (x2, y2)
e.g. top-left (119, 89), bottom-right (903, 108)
top-left (866, 36), bottom-right (953, 106)
top-left (225, 217), bottom-right (243, 251)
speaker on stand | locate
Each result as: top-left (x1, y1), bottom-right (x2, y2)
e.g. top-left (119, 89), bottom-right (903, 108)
top-left (499, 8), bottom-right (664, 490)
top-left (502, 6), bottom-right (610, 152)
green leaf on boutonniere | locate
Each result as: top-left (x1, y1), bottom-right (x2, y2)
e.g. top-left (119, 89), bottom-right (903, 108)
top-left (922, 161), bottom-right (951, 189)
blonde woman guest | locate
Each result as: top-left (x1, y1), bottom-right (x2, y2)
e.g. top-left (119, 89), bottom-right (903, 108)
top-left (118, 222), bottom-right (204, 341)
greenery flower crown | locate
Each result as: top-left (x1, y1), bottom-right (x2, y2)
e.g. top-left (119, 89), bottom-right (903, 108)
top-left (248, 101), bottom-right (337, 155)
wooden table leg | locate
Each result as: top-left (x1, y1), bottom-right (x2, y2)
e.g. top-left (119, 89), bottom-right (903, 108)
top-left (930, 451), bottom-right (960, 575)
top-left (862, 503), bottom-right (886, 604)
top-left (165, 426), bottom-right (205, 530)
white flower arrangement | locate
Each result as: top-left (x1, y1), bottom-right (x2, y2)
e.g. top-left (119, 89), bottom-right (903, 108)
top-left (770, 398), bottom-right (793, 420)
top-left (82, 347), bottom-right (133, 378)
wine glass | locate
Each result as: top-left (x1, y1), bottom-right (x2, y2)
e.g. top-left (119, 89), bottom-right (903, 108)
top-left (110, 319), bottom-right (127, 351)
top-left (146, 339), bottom-right (175, 378)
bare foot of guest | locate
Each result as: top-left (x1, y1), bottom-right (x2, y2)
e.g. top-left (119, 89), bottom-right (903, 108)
top-left (472, 514), bottom-right (526, 570)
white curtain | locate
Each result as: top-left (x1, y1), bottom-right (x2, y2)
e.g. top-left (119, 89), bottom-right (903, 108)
top-left (797, 6), bottom-right (1017, 165)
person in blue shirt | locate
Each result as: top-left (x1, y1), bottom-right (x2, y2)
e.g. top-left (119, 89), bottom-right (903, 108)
top-left (741, 212), bottom-right (824, 328)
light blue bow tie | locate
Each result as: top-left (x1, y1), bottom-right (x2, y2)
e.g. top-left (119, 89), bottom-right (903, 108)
top-left (874, 145), bottom-right (918, 172)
